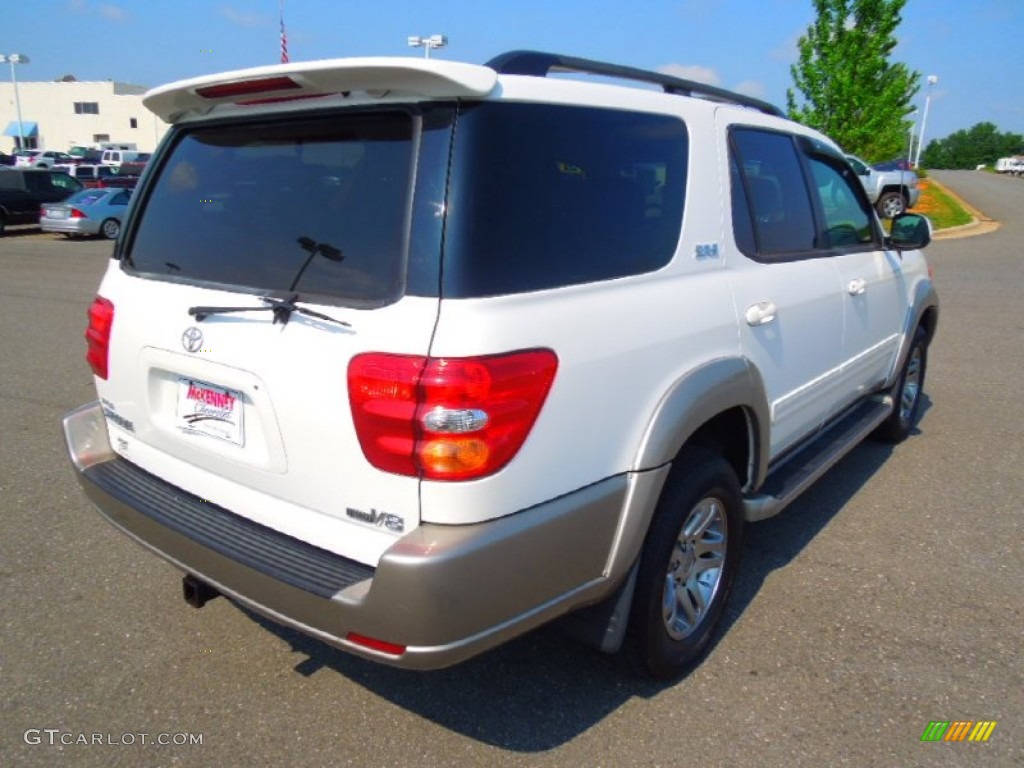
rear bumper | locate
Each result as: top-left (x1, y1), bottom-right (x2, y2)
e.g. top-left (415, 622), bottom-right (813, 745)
top-left (41, 218), bottom-right (100, 235)
top-left (63, 401), bottom-right (634, 670)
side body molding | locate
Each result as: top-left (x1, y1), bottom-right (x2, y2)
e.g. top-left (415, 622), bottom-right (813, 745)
top-left (633, 357), bottom-right (771, 491)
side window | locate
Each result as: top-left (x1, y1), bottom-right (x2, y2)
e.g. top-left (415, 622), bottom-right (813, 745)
top-left (50, 174), bottom-right (81, 191)
top-left (730, 128), bottom-right (817, 259)
top-left (443, 102), bottom-right (688, 296)
top-left (24, 173), bottom-right (47, 192)
top-left (846, 155), bottom-right (868, 175)
top-left (805, 156), bottom-right (876, 248)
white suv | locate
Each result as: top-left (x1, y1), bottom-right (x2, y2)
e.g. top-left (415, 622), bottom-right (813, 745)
top-left (63, 51), bottom-right (938, 679)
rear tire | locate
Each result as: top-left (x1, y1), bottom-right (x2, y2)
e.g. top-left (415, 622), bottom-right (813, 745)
top-left (100, 218), bottom-right (120, 240)
top-left (627, 447), bottom-right (744, 680)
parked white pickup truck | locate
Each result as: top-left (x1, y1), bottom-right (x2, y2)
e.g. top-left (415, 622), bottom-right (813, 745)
top-left (845, 154), bottom-right (921, 218)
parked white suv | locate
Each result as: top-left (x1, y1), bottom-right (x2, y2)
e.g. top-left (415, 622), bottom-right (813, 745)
top-left (63, 51), bottom-right (938, 679)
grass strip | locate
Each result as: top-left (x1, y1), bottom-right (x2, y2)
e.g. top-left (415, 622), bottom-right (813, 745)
top-left (910, 178), bottom-right (973, 229)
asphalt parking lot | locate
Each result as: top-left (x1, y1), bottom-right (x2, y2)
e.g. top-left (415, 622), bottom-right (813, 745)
top-left (1, 170), bottom-right (1021, 767)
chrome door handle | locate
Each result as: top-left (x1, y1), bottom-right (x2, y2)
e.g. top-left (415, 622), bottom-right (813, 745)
top-left (848, 278), bottom-right (867, 296)
top-left (745, 301), bottom-right (778, 326)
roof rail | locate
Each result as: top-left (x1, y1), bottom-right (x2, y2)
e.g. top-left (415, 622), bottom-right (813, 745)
top-left (485, 50), bottom-right (785, 117)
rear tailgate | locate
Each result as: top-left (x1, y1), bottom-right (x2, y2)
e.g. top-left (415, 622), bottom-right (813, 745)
top-left (95, 271), bottom-right (436, 566)
top-left (91, 100), bottom-right (455, 567)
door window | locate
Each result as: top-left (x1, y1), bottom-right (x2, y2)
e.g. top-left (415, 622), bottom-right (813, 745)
top-left (730, 129), bottom-right (816, 259)
top-left (805, 157), bottom-right (876, 249)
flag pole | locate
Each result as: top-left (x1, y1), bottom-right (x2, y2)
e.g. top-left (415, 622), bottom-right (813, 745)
top-left (279, 0), bottom-right (289, 63)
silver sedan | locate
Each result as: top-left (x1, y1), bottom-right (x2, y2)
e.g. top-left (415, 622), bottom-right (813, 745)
top-left (40, 188), bottom-right (132, 239)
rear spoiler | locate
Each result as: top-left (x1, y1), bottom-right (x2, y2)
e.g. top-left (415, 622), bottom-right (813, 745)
top-left (143, 58), bottom-right (498, 123)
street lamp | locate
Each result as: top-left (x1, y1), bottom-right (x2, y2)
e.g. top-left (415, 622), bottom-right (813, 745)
top-left (0, 53), bottom-right (30, 150)
top-left (407, 35), bottom-right (447, 58)
top-left (914, 75), bottom-right (938, 168)
top-left (906, 109), bottom-right (918, 167)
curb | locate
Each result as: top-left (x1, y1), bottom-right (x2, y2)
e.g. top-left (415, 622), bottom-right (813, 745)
top-left (925, 177), bottom-right (1000, 240)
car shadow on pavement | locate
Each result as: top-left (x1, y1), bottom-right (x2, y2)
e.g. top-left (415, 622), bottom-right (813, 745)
top-left (243, 400), bottom-right (932, 752)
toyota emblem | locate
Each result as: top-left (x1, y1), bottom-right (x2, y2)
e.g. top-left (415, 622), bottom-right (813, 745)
top-left (182, 326), bottom-right (203, 353)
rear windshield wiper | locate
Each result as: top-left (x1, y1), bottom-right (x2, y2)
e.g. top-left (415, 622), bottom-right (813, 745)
top-left (188, 294), bottom-right (351, 327)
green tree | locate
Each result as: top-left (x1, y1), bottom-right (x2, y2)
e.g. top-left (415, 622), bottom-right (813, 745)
top-left (920, 123), bottom-right (1024, 169)
top-left (787, 0), bottom-right (920, 161)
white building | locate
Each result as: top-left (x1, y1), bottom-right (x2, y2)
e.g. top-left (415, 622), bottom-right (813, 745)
top-left (0, 79), bottom-right (170, 153)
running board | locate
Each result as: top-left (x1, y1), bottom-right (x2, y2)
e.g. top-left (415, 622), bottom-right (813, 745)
top-left (743, 398), bottom-right (893, 522)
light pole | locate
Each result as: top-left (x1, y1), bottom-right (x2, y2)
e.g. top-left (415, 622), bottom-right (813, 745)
top-left (0, 53), bottom-right (30, 150)
top-left (407, 35), bottom-right (447, 58)
top-left (914, 75), bottom-right (938, 168)
top-left (906, 109), bottom-right (918, 167)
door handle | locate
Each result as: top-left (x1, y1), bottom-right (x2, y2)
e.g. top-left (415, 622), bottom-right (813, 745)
top-left (848, 278), bottom-right (867, 296)
top-left (745, 301), bottom-right (777, 326)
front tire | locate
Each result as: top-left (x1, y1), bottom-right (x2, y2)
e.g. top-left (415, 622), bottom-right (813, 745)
top-left (874, 327), bottom-right (928, 443)
top-left (628, 447), bottom-right (745, 680)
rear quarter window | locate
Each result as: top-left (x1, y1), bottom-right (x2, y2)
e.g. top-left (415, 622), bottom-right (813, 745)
top-left (442, 102), bottom-right (688, 296)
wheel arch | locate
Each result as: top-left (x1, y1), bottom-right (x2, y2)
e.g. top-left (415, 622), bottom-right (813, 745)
top-left (633, 357), bottom-right (769, 493)
top-left (880, 183), bottom-right (909, 200)
top-left (888, 279), bottom-right (939, 387)
top-left (565, 359), bottom-right (770, 657)
top-left (917, 302), bottom-right (939, 347)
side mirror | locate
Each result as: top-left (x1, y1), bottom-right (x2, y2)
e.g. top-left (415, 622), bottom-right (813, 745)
top-left (888, 212), bottom-right (931, 251)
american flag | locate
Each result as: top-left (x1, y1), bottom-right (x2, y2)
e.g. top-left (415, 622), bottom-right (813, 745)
top-left (279, 0), bottom-right (289, 63)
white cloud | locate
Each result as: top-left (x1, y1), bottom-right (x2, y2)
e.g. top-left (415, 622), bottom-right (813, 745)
top-left (657, 64), bottom-right (722, 87)
top-left (770, 32), bottom-right (802, 63)
top-left (99, 4), bottom-right (128, 22)
top-left (734, 80), bottom-right (767, 99)
top-left (67, 1), bottom-right (128, 21)
top-left (220, 5), bottom-right (270, 28)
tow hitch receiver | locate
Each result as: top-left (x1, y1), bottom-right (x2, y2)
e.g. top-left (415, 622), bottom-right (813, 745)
top-left (182, 574), bottom-right (221, 609)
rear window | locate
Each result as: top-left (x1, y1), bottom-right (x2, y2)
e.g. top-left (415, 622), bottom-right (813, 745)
top-left (123, 110), bottom-right (432, 307)
top-left (66, 190), bottom-right (109, 205)
top-left (443, 102), bottom-right (688, 296)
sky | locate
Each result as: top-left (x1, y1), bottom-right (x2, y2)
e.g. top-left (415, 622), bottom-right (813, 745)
top-left (3, 0), bottom-right (1023, 146)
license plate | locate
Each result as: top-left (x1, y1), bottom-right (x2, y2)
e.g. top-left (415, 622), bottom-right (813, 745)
top-left (176, 378), bottom-right (244, 446)
top-left (49, 209), bottom-right (68, 219)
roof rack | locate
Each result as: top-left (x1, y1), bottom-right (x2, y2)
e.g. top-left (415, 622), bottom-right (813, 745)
top-left (485, 50), bottom-right (785, 117)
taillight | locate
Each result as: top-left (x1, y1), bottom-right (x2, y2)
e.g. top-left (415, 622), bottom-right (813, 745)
top-left (85, 296), bottom-right (114, 379)
top-left (348, 350), bottom-right (558, 481)
top-left (70, 208), bottom-right (86, 218)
